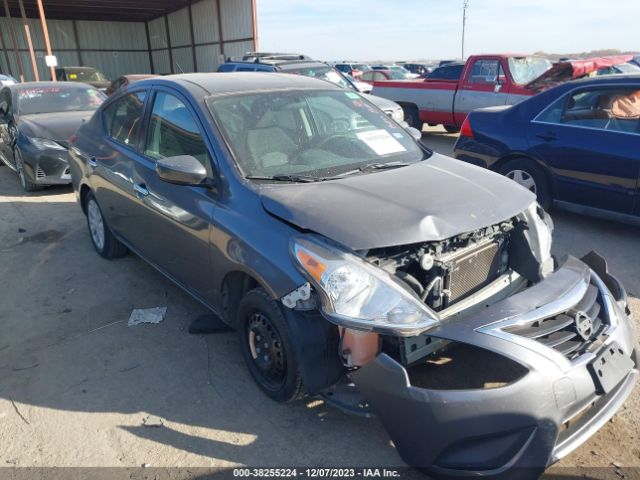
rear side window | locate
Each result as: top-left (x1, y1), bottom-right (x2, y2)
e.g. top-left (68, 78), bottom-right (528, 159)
top-left (103, 91), bottom-right (146, 147)
top-left (217, 64), bottom-right (236, 72)
top-left (429, 65), bottom-right (463, 80)
top-left (144, 92), bottom-right (209, 166)
top-left (537, 87), bottom-right (640, 134)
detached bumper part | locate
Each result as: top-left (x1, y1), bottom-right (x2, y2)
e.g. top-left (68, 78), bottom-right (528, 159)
top-left (351, 254), bottom-right (638, 479)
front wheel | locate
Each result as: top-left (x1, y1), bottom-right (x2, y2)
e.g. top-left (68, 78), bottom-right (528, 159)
top-left (84, 191), bottom-right (128, 259)
top-left (238, 288), bottom-right (305, 403)
top-left (498, 158), bottom-right (552, 210)
top-left (14, 149), bottom-right (42, 192)
top-left (401, 105), bottom-right (423, 131)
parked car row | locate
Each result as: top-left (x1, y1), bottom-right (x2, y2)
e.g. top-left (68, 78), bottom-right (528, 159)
top-left (0, 52), bottom-right (638, 479)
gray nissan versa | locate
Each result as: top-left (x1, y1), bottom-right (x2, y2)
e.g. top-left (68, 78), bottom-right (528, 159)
top-left (68, 73), bottom-right (639, 478)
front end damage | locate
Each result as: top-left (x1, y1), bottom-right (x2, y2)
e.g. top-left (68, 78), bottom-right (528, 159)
top-left (352, 254), bottom-right (638, 478)
top-left (283, 204), bottom-right (638, 478)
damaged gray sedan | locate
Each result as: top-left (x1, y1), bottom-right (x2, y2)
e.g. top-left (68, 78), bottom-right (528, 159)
top-left (68, 73), bottom-right (638, 479)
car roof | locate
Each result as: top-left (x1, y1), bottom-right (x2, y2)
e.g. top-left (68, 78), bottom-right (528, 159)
top-left (137, 72), bottom-right (343, 97)
top-left (567, 73), bottom-right (640, 86)
top-left (7, 81), bottom-right (97, 90)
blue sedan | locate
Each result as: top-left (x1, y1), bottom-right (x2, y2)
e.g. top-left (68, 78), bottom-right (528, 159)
top-left (453, 74), bottom-right (640, 224)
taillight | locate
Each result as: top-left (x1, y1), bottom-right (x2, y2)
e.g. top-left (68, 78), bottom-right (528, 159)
top-left (460, 116), bottom-right (473, 138)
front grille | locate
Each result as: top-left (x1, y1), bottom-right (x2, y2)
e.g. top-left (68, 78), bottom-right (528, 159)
top-left (35, 166), bottom-right (46, 179)
top-left (445, 241), bottom-right (502, 304)
top-left (505, 282), bottom-right (605, 360)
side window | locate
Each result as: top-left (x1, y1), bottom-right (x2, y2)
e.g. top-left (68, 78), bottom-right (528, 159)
top-left (374, 72), bottom-right (386, 81)
top-left (103, 91), bottom-right (146, 147)
top-left (537, 88), bottom-right (640, 134)
top-left (144, 92), bottom-right (209, 166)
top-left (468, 60), bottom-right (501, 84)
top-left (237, 66), bottom-right (257, 72)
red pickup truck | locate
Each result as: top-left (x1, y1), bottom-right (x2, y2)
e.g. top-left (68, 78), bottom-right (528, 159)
top-left (371, 54), bottom-right (633, 132)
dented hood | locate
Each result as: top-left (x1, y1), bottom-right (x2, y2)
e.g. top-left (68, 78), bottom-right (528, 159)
top-left (526, 54), bottom-right (634, 92)
top-left (258, 154), bottom-right (535, 250)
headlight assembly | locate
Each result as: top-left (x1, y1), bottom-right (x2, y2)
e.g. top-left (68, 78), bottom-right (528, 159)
top-left (28, 137), bottom-right (67, 151)
top-left (291, 236), bottom-right (439, 336)
top-left (391, 107), bottom-right (405, 123)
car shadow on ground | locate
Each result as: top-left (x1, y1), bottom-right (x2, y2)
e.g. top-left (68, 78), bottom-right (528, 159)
top-left (0, 170), bottom-right (401, 468)
top-left (0, 167), bottom-right (638, 472)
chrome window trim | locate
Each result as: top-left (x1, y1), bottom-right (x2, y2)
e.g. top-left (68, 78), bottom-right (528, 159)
top-left (531, 81), bottom-right (640, 138)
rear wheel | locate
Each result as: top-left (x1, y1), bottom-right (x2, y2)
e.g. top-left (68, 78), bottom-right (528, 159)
top-left (401, 105), bottom-right (423, 131)
top-left (14, 149), bottom-right (42, 192)
top-left (498, 158), bottom-right (552, 210)
top-left (444, 125), bottom-right (460, 134)
top-left (238, 288), bottom-right (305, 403)
top-left (83, 191), bottom-right (128, 259)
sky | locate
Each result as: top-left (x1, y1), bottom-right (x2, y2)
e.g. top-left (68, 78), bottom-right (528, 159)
top-left (256, 0), bottom-right (639, 61)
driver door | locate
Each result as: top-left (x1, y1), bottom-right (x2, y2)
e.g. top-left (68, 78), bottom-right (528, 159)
top-left (0, 88), bottom-right (15, 168)
top-left (125, 88), bottom-right (216, 300)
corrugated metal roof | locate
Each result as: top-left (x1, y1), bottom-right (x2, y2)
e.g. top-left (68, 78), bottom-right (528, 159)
top-left (1, 0), bottom-right (191, 22)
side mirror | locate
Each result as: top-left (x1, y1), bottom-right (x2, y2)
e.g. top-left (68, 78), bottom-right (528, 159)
top-left (404, 125), bottom-right (423, 141)
top-left (156, 155), bottom-right (208, 186)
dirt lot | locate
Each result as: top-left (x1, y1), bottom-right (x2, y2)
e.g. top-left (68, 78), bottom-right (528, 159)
top-left (0, 127), bottom-right (638, 478)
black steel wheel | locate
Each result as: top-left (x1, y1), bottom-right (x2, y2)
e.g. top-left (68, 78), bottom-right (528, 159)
top-left (238, 288), bottom-right (304, 403)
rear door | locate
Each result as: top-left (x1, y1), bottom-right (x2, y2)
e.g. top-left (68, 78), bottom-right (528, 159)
top-left (126, 88), bottom-right (215, 298)
top-left (454, 58), bottom-right (512, 125)
top-left (528, 85), bottom-right (640, 215)
top-left (88, 90), bottom-right (149, 236)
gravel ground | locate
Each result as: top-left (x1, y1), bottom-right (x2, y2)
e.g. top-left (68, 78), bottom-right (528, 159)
top-left (0, 127), bottom-right (638, 479)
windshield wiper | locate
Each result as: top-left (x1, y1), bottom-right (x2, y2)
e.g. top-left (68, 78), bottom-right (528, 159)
top-left (359, 161), bottom-right (411, 172)
top-left (245, 174), bottom-right (325, 183)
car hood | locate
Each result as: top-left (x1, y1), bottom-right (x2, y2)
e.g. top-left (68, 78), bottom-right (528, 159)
top-left (258, 153), bottom-right (535, 250)
top-left (362, 93), bottom-right (401, 113)
top-left (526, 54), bottom-right (634, 92)
top-left (20, 110), bottom-right (96, 143)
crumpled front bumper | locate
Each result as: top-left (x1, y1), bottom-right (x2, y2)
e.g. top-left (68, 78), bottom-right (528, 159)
top-left (20, 145), bottom-right (71, 185)
top-left (351, 253), bottom-right (639, 479)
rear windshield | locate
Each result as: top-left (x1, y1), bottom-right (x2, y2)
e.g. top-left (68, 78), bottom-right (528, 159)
top-left (508, 56), bottom-right (553, 85)
top-left (63, 68), bottom-right (108, 83)
top-left (18, 86), bottom-right (105, 115)
top-left (283, 65), bottom-right (351, 89)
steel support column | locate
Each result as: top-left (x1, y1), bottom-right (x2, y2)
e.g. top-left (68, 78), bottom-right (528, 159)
top-left (18, 0), bottom-right (39, 81)
top-left (36, 0), bottom-right (56, 80)
top-left (3, 0), bottom-right (25, 82)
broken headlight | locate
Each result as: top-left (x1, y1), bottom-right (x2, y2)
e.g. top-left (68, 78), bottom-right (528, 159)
top-left (291, 236), bottom-right (439, 336)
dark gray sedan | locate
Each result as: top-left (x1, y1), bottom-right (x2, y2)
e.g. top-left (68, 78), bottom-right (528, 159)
top-left (0, 82), bottom-right (105, 191)
top-left (68, 73), bottom-right (638, 478)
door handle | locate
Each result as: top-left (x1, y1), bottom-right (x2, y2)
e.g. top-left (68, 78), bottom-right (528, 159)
top-left (88, 157), bottom-right (97, 167)
top-left (133, 183), bottom-right (149, 198)
top-left (536, 132), bottom-right (559, 142)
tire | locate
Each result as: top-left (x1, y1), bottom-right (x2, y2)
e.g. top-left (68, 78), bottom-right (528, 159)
top-left (401, 105), bottom-right (423, 131)
top-left (498, 158), bottom-right (552, 210)
top-left (444, 125), bottom-right (460, 134)
top-left (83, 191), bottom-right (128, 259)
top-left (238, 288), bottom-right (305, 403)
top-left (14, 149), bottom-right (43, 192)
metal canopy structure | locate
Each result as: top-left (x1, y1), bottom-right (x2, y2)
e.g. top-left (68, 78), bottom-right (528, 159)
top-left (1, 0), bottom-right (191, 22)
top-left (0, 0), bottom-right (258, 81)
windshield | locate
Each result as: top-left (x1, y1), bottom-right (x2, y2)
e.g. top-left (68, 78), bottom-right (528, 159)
top-left (508, 56), bottom-right (553, 84)
top-left (285, 66), bottom-right (352, 89)
top-left (207, 89), bottom-right (425, 180)
top-left (18, 86), bottom-right (105, 115)
top-left (64, 68), bottom-right (108, 83)
top-left (617, 63), bottom-right (640, 73)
